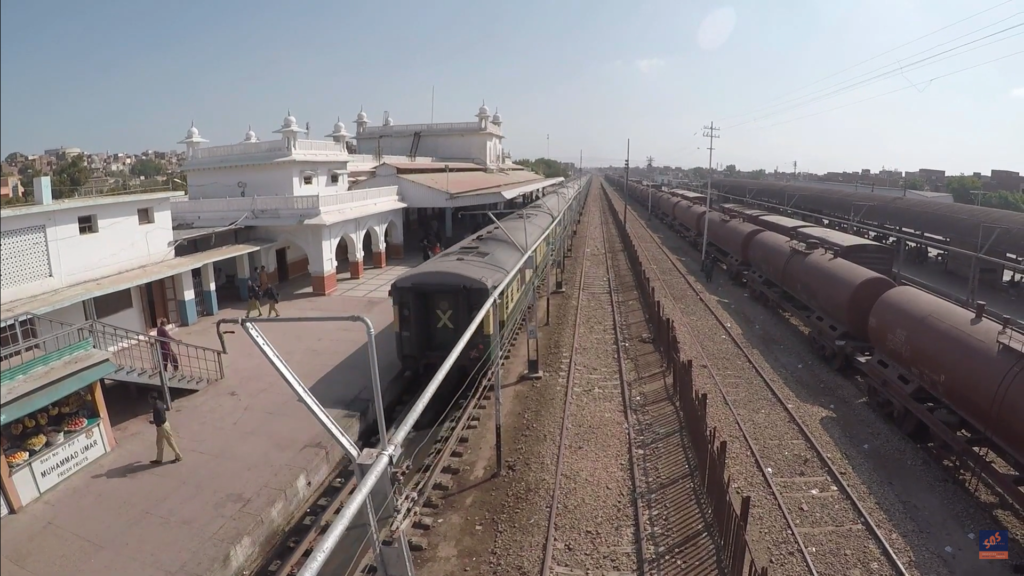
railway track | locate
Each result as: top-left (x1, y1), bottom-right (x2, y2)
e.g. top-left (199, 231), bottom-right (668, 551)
top-left (607, 183), bottom-right (910, 576)
top-left (540, 183), bottom-right (646, 575)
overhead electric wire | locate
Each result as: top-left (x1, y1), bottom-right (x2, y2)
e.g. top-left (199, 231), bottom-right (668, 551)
top-left (716, 0), bottom-right (1018, 122)
top-left (723, 13), bottom-right (1022, 127)
top-left (726, 25), bottom-right (1024, 129)
top-left (763, 50), bottom-right (1024, 127)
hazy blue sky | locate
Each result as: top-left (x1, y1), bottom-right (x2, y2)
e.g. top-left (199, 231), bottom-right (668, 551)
top-left (1, 0), bottom-right (1021, 174)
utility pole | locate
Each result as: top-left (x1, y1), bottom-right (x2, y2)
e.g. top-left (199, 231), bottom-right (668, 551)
top-left (623, 139), bottom-right (631, 231)
top-left (792, 160), bottom-right (798, 180)
top-left (546, 134), bottom-right (550, 159)
top-left (700, 123), bottom-right (719, 263)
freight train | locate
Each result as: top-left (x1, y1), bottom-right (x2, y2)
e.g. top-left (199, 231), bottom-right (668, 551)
top-left (390, 177), bottom-right (588, 380)
top-left (608, 175), bottom-right (1024, 506)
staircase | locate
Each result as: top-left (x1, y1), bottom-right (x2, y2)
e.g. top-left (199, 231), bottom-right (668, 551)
top-left (2, 315), bottom-right (224, 392)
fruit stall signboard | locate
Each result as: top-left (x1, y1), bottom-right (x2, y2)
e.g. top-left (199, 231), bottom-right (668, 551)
top-left (31, 426), bottom-right (106, 493)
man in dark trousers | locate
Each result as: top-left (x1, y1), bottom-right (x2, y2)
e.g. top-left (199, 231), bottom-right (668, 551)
top-left (245, 280), bottom-right (263, 318)
top-left (421, 231), bottom-right (436, 262)
top-left (704, 255), bottom-right (716, 283)
top-left (149, 392), bottom-right (183, 464)
top-left (264, 284), bottom-right (281, 317)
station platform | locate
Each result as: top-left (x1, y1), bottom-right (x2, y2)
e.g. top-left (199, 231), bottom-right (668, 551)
top-left (900, 259), bottom-right (1022, 321)
top-left (0, 283), bottom-right (402, 576)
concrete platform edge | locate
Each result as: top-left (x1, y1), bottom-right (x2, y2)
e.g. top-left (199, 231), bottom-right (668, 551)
top-left (223, 443), bottom-right (345, 576)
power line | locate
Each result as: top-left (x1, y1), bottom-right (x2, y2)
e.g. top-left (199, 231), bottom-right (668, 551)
top-left (763, 50), bottom-right (1024, 128)
top-left (726, 24), bottom-right (1024, 128)
top-left (724, 13), bottom-right (1022, 127)
top-left (717, 0), bottom-right (1017, 122)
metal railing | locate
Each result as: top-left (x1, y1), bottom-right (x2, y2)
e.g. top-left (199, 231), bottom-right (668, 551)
top-left (0, 314), bottom-right (224, 385)
top-left (190, 139), bottom-right (348, 161)
top-left (361, 121), bottom-right (500, 135)
top-left (169, 186), bottom-right (400, 216)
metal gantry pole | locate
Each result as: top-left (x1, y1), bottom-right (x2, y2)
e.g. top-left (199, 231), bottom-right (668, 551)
top-left (623, 139), bottom-right (630, 231)
top-left (700, 121), bottom-right (719, 264)
top-left (492, 301), bottom-right (503, 477)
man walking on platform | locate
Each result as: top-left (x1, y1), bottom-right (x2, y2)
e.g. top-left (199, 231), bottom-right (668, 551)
top-left (245, 280), bottom-right (263, 318)
top-left (704, 255), bottom-right (715, 283)
top-left (149, 392), bottom-right (183, 464)
top-left (264, 284), bottom-right (282, 317)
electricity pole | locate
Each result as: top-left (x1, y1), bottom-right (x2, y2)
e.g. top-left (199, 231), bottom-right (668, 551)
top-left (623, 139), bottom-right (631, 231)
top-left (700, 123), bottom-right (719, 263)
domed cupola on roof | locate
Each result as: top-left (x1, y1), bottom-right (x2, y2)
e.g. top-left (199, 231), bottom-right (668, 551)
top-left (243, 125), bottom-right (259, 143)
top-left (178, 120), bottom-right (209, 159)
top-left (491, 108), bottom-right (503, 126)
top-left (272, 109), bottom-right (307, 150)
top-left (325, 116), bottom-right (351, 144)
top-left (384, 117), bottom-right (394, 126)
top-left (353, 106), bottom-right (370, 135)
top-left (476, 100), bottom-right (491, 129)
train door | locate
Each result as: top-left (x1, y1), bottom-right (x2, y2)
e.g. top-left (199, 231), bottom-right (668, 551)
top-left (421, 291), bottom-right (462, 353)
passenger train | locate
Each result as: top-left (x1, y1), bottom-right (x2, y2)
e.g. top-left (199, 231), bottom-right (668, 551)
top-left (390, 177), bottom-right (588, 380)
top-left (608, 175), bottom-right (1024, 506)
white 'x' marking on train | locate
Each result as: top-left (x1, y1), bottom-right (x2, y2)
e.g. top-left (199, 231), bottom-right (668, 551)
top-left (436, 310), bottom-right (453, 328)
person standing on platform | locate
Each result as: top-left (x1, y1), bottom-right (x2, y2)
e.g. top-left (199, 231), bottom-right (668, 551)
top-left (704, 255), bottom-right (715, 283)
top-left (156, 318), bottom-right (179, 373)
top-left (259, 265), bottom-right (270, 289)
top-left (149, 392), bottom-right (183, 464)
top-left (264, 284), bottom-right (281, 317)
top-left (421, 231), bottom-right (436, 262)
top-left (245, 280), bottom-right (263, 318)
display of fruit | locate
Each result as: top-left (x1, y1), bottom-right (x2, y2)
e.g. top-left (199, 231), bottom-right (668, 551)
top-left (5, 451), bottom-right (28, 466)
top-left (36, 412), bottom-right (48, 426)
top-left (10, 423), bottom-right (23, 435)
top-left (48, 405), bottom-right (59, 416)
top-left (22, 416), bottom-right (36, 429)
top-left (64, 416), bottom-right (87, 431)
top-left (22, 434), bottom-right (46, 451)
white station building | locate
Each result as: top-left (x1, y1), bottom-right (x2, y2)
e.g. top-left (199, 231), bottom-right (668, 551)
top-left (170, 104), bottom-right (567, 295)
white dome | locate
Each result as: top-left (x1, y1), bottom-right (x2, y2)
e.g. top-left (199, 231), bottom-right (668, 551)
top-left (244, 127), bottom-right (256, 141)
top-left (187, 125), bottom-right (199, 138)
top-left (492, 110), bottom-right (503, 123)
top-left (356, 109), bottom-right (368, 122)
top-left (334, 119), bottom-right (346, 132)
top-left (283, 111), bottom-right (297, 126)
top-left (478, 102), bottom-right (490, 116)
top-left (384, 117), bottom-right (394, 126)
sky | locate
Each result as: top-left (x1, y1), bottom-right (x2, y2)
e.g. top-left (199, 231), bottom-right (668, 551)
top-left (1, 0), bottom-right (1021, 175)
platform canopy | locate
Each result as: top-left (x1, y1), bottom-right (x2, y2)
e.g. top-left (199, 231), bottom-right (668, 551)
top-left (1, 241), bottom-right (274, 321)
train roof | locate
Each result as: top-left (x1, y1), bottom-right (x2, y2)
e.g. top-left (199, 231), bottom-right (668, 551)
top-left (712, 178), bottom-right (1024, 256)
top-left (795, 226), bottom-right (890, 250)
top-left (391, 189), bottom-right (572, 292)
top-left (754, 214), bottom-right (816, 229)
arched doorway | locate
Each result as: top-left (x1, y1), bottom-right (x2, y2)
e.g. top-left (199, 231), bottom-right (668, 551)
top-left (335, 236), bottom-right (349, 274)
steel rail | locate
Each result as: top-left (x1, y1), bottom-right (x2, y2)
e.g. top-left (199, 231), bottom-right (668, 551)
top-left (296, 177), bottom-right (589, 576)
top-left (611, 183), bottom-right (910, 576)
top-left (602, 188), bottom-right (648, 576)
top-left (540, 180), bottom-right (598, 576)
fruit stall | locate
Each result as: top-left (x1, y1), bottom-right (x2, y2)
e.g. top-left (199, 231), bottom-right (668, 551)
top-left (1, 382), bottom-right (115, 512)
